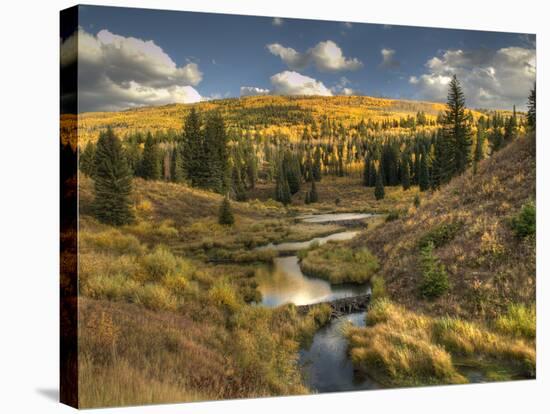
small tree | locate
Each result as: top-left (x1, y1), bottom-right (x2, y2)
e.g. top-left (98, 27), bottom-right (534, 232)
top-left (218, 196), bottom-right (235, 225)
top-left (309, 180), bottom-right (319, 203)
top-left (401, 159), bottom-right (411, 190)
top-left (141, 133), bottom-right (161, 180)
top-left (80, 142), bottom-right (96, 177)
top-left (414, 193), bottom-right (421, 208)
top-left (418, 151), bottom-right (430, 192)
top-left (374, 168), bottom-right (385, 200)
top-left (527, 83), bottom-right (536, 130)
top-left (419, 241), bottom-right (449, 299)
top-left (170, 148), bottom-right (185, 183)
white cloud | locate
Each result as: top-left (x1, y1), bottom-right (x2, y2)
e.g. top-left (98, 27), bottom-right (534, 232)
top-left (270, 71), bottom-right (332, 96)
top-left (61, 28), bottom-right (203, 111)
top-left (240, 86), bottom-right (271, 97)
top-left (331, 76), bottom-right (358, 96)
top-left (380, 48), bottom-right (400, 69)
top-left (272, 17), bottom-right (284, 26)
top-left (343, 22), bottom-right (353, 29)
top-left (267, 40), bottom-right (362, 72)
top-left (409, 47), bottom-right (535, 109)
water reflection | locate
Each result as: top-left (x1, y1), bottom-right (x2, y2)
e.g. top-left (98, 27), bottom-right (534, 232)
top-left (257, 256), bottom-right (369, 307)
top-left (298, 213), bottom-right (372, 223)
top-left (300, 312), bottom-right (380, 392)
top-left (256, 230), bottom-right (359, 253)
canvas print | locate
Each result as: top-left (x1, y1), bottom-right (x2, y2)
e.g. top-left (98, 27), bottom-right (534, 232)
top-left (60, 4), bottom-right (536, 409)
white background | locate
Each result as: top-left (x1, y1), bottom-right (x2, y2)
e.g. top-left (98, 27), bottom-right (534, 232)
top-left (0, 0), bottom-right (547, 412)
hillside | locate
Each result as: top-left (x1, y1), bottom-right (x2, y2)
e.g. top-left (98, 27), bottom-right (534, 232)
top-left (356, 135), bottom-right (536, 320)
top-left (64, 95), bottom-right (460, 146)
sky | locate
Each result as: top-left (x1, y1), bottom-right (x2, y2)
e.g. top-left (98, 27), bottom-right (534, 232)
top-left (60, 5), bottom-right (536, 112)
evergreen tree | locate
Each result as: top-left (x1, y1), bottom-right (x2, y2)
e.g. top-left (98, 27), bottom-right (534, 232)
top-left (527, 83), bottom-right (536, 130)
top-left (181, 108), bottom-right (203, 184)
top-left (401, 156), bottom-right (411, 190)
top-left (218, 196), bottom-right (235, 225)
top-left (275, 160), bottom-right (292, 205)
top-left (503, 108), bottom-right (517, 144)
top-left (92, 128), bottom-right (134, 225)
top-left (203, 111), bottom-right (229, 193)
top-left (442, 75), bottom-right (472, 177)
top-left (473, 118), bottom-right (486, 175)
top-left (374, 167), bottom-right (385, 200)
top-left (80, 142), bottom-right (96, 177)
top-left (140, 132), bottom-right (161, 180)
top-left (362, 154), bottom-right (371, 187)
top-left (419, 151), bottom-right (430, 192)
top-left (309, 180), bottom-right (319, 203)
top-left (312, 146), bottom-right (322, 181)
top-left (284, 151), bottom-right (301, 194)
top-left (170, 147), bottom-right (185, 183)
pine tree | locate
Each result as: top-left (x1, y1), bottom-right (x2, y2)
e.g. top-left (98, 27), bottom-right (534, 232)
top-left (309, 180), bottom-right (319, 203)
top-left (419, 151), bottom-right (430, 192)
top-left (80, 142), bottom-right (96, 177)
top-left (140, 132), bottom-right (161, 180)
top-left (473, 118), bottom-right (486, 175)
top-left (275, 160), bottom-right (292, 205)
top-left (203, 111), bottom-right (229, 193)
top-left (362, 154), bottom-right (371, 187)
top-left (442, 75), bottom-right (472, 177)
top-left (527, 83), bottom-right (536, 130)
top-left (312, 146), bottom-right (322, 181)
top-left (374, 168), bottom-right (385, 200)
top-left (401, 156), bottom-right (411, 190)
top-left (92, 127), bottom-right (134, 225)
top-left (218, 196), bottom-right (235, 225)
top-left (181, 107), bottom-right (203, 185)
top-left (170, 147), bottom-right (185, 183)
top-left (284, 152), bottom-right (301, 194)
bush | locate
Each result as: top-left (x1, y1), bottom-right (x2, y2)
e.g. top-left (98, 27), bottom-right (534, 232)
top-left (371, 276), bottom-right (386, 299)
top-left (419, 242), bottom-right (449, 299)
top-left (218, 196), bottom-right (235, 225)
top-left (385, 211), bottom-right (400, 222)
top-left (82, 274), bottom-right (140, 301)
top-left (418, 221), bottom-right (462, 249)
top-left (141, 246), bottom-right (179, 282)
top-left (495, 304), bottom-right (536, 340)
top-left (135, 284), bottom-right (178, 311)
top-left (510, 201), bottom-right (535, 238)
top-left (81, 229), bottom-right (144, 255)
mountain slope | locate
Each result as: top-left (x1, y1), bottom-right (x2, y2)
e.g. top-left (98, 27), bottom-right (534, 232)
top-left (358, 135), bottom-right (536, 320)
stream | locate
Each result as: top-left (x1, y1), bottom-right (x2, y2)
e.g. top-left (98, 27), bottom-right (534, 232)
top-left (256, 212), bottom-right (379, 393)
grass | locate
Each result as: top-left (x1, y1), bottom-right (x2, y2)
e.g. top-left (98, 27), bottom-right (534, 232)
top-left (299, 241), bottom-right (379, 284)
top-left (346, 298), bottom-right (536, 387)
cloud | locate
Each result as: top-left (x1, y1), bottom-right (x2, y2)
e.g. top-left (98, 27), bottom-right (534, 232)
top-left (409, 47), bottom-right (536, 109)
top-left (331, 76), bottom-right (358, 95)
top-left (380, 48), bottom-right (400, 69)
top-left (342, 22), bottom-right (353, 29)
top-left (272, 17), bottom-right (284, 26)
top-left (267, 40), bottom-right (362, 72)
top-left (240, 86), bottom-right (271, 97)
top-left (270, 71), bottom-right (332, 96)
top-left (61, 28), bottom-right (203, 111)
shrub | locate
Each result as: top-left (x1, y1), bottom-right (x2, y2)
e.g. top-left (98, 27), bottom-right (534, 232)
top-left (218, 196), bottom-right (235, 225)
top-left (208, 280), bottom-right (241, 312)
top-left (495, 304), bottom-right (536, 340)
top-left (371, 276), bottom-right (386, 299)
top-left (418, 221), bottom-right (462, 249)
top-left (419, 242), bottom-right (449, 299)
top-left (81, 274), bottom-right (140, 301)
top-left (80, 229), bottom-right (144, 255)
top-left (510, 201), bottom-right (535, 238)
top-left (141, 246), bottom-right (178, 282)
top-left (385, 211), bottom-right (400, 222)
top-left (135, 284), bottom-right (178, 311)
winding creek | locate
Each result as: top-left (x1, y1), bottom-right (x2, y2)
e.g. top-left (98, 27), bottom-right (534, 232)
top-left (255, 212), bottom-right (379, 392)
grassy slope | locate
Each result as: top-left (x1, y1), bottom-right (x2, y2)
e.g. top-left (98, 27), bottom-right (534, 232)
top-left (357, 135), bottom-right (536, 320)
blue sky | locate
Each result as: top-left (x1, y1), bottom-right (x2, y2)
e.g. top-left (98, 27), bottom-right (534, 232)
top-left (62, 5), bottom-right (536, 111)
